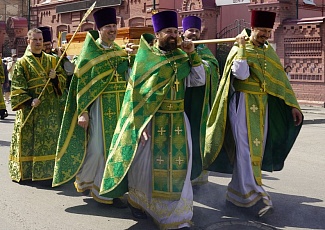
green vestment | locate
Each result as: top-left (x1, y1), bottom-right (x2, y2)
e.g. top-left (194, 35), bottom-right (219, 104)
top-left (184, 44), bottom-right (219, 180)
top-left (9, 49), bottom-right (67, 181)
top-left (47, 52), bottom-right (69, 121)
top-left (204, 31), bottom-right (303, 185)
top-left (100, 33), bottom-right (206, 199)
top-left (52, 30), bottom-right (129, 186)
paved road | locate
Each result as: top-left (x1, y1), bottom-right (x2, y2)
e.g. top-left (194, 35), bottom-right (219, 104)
top-left (1, 104), bottom-right (325, 230)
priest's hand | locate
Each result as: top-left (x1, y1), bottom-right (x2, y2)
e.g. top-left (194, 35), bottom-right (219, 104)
top-left (181, 39), bottom-right (194, 53)
top-left (292, 107), bottom-right (303, 126)
top-left (31, 98), bottom-right (41, 107)
top-left (125, 43), bottom-right (137, 55)
top-left (78, 112), bottom-right (89, 130)
top-left (236, 34), bottom-right (247, 47)
top-left (49, 69), bottom-right (56, 79)
top-left (140, 129), bottom-right (151, 146)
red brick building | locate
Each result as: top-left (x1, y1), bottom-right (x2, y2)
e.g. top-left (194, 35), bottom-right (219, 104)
top-left (2, 0), bottom-right (325, 106)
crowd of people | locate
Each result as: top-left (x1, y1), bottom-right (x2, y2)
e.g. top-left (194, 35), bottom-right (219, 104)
top-left (1, 7), bottom-right (303, 230)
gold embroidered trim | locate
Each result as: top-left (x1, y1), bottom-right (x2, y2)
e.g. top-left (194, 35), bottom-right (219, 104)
top-left (9, 154), bottom-right (55, 162)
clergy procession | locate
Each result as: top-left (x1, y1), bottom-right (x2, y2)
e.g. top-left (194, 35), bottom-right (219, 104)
top-left (1, 6), bottom-right (304, 230)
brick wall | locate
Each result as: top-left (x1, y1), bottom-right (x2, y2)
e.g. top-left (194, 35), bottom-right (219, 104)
top-left (24, 0), bottom-right (325, 107)
top-left (291, 82), bottom-right (325, 107)
top-left (249, 2), bottom-right (325, 107)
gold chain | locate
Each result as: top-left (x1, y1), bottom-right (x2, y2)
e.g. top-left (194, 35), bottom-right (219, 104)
top-left (255, 47), bottom-right (267, 92)
top-left (104, 45), bottom-right (121, 82)
top-left (159, 49), bottom-right (179, 94)
top-left (151, 45), bottom-right (181, 97)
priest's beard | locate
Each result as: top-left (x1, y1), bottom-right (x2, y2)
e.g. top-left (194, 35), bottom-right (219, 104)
top-left (159, 36), bottom-right (177, 51)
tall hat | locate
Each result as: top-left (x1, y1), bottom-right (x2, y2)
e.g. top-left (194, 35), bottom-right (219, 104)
top-left (182, 16), bottom-right (201, 32)
top-left (152, 10), bottom-right (178, 33)
top-left (251, 10), bottom-right (276, 29)
top-left (38, 26), bottom-right (52, 42)
top-left (93, 7), bottom-right (117, 29)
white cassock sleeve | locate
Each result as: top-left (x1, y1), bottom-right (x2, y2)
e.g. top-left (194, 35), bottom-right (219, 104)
top-left (185, 64), bottom-right (206, 87)
top-left (231, 59), bottom-right (250, 80)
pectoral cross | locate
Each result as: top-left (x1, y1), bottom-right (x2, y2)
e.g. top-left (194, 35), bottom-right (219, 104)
top-left (174, 78), bottom-right (180, 92)
top-left (173, 62), bottom-right (179, 92)
top-left (262, 80), bottom-right (267, 92)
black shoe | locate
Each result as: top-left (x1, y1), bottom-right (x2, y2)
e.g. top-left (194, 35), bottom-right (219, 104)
top-left (0, 109), bottom-right (8, 119)
top-left (127, 202), bottom-right (147, 219)
top-left (113, 198), bottom-right (128, 209)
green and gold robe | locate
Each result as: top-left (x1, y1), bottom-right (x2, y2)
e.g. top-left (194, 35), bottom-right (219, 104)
top-left (99, 33), bottom-right (207, 199)
top-left (204, 30), bottom-right (303, 185)
top-left (184, 44), bottom-right (220, 180)
top-left (52, 30), bottom-right (129, 186)
top-left (46, 51), bottom-right (69, 121)
top-left (9, 49), bottom-right (67, 182)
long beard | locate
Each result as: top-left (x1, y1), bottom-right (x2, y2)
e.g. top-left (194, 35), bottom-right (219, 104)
top-left (160, 37), bottom-right (177, 51)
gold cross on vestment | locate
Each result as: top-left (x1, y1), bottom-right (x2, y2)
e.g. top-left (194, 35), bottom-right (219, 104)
top-left (158, 127), bottom-right (166, 136)
top-left (114, 84), bottom-right (119, 90)
top-left (174, 78), bottom-right (180, 92)
top-left (106, 108), bottom-right (116, 119)
top-left (174, 126), bottom-right (183, 135)
top-left (167, 104), bottom-right (173, 110)
top-left (253, 138), bottom-right (261, 146)
top-left (113, 70), bottom-right (120, 82)
top-left (175, 156), bottom-right (184, 165)
top-left (156, 156), bottom-right (164, 164)
top-left (250, 104), bottom-right (258, 113)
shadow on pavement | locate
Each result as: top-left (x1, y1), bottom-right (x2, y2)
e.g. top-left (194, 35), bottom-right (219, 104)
top-left (0, 140), bottom-right (11, 147)
top-left (0, 117), bottom-right (15, 123)
top-left (303, 119), bottom-right (325, 125)
top-left (15, 179), bottom-right (83, 198)
top-left (64, 197), bottom-right (157, 227)
top-left (192, 180), bottom-right (325, 230)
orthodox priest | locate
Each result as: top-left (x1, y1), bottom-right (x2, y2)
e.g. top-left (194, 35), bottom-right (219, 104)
top-left (100, 10), bottom-right (209, 229)
top-left (52, 7), bottom-right (134, 207)
top-left (38, 26), bottom-right (69, 120)
top-left (9, 28), bottom-right (67, 182)
top-left (182, 15), bottom-right (220, 185)
top-left (204, 10), bottom-right (303, 217)
top-left (38, 27), bottom-right (54, 55)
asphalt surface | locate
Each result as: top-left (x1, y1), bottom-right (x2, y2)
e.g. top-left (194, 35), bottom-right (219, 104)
top-left (0, 103), bottom-right (325, 230)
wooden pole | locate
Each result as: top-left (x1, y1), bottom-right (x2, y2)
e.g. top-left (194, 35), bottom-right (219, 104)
top-left (21, 1), bottom-right (97, 128)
